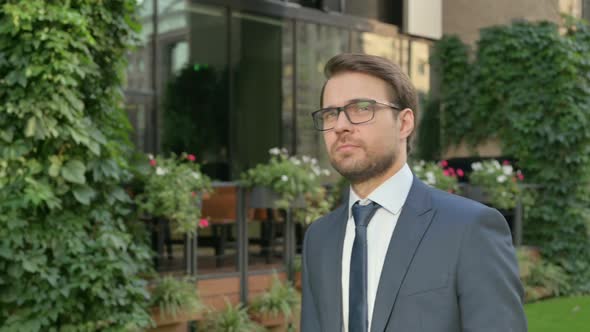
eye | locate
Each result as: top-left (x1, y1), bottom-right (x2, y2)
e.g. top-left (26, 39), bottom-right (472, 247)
top-left (355, 101), bottom-right (373, 112)
top-left (322, 109), bottom-right (338, 120)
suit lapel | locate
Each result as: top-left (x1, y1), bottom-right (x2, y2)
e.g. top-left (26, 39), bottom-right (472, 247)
top-left (370, 177), bottom-right (436, 332)
top-left (322, 204), bottom-right (348, 332)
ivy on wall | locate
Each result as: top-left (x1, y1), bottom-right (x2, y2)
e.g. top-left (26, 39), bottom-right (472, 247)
top-left (0, 1), bottom-right (153, 330)
top-left (433, 19), bottom-right (590, 292)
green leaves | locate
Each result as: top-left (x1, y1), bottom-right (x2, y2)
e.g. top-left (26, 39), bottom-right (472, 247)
top-left (434, 18), bottom-right (590, 292)
top-left (61, 160), bottom-right (86, 184)
top-left (0, 1), bottom-right (153, 329)
top-left (72, 185), bottom-right (96, 205)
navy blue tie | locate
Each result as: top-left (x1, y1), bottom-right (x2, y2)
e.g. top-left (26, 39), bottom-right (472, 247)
top-left (349, 201), bottom-right (380, 332)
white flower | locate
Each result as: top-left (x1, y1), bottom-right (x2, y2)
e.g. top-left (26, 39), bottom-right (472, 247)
top-left (322, 169), bottom-right (331, 176)
top-left (502, 165), bottom-right (513, 175)
top-left (471, 162), bottom-right (483, 171)
top-left (302, 156), bottom-right (311, 163)
top-left (147, 153), bottom-right (154, 160)
top-left (269, 147), bottom-right (280, 155)
top-left (497, 175), bottom-right (507, 183)
top-left (311, 158), bottom-right (318, 165)
top-left (426, 171), bottom-right (436, 185)
top-left (281, 175), bottom-right (288, 182)
top-left (419, 160), bottom-right (426, 166)
top-left (191, 172), bottom-right (201, 180)
top-left (311, 165), bottom-right (321, 176)
top-left (280, 148), bottom-right (288, 155)
top-left (290, 157), bottom-right (301, 165)
top-left (493, 160), bottom-right (501, 169)
top-left (156, 167), bottom-right (168, 176)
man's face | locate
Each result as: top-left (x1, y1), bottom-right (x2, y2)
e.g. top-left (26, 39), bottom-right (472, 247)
top-left (322, 71), bottom-right (405, 183)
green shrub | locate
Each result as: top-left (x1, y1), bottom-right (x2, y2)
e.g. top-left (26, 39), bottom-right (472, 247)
top-left (201, 300), bottom-right (264, 332)
top-left (151, 276), bottom-right (204, 319)
top-left (249, 273), bottom-right (299, 320)
top-left (0, 1), bottom-right (153, 330)
top-left (517, 247), bottom-right (570, 302)
top-left (434, 18), bottom-right (590, 291)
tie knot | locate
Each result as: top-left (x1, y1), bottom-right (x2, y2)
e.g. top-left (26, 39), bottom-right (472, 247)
top-left (352, 201), bottom-right (380, 227)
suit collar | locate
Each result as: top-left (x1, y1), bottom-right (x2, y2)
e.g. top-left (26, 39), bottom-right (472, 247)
top-left (348, 163), bottom-right (414, 217)
top-left (321, 176), bottom-right (435, 332)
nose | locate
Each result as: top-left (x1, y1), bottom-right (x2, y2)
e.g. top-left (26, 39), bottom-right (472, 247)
top-left (332, 110), bottom-right (353, 133)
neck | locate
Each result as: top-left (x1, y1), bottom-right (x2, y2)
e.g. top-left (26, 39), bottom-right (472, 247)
top-left (351, 158), bottom-right (406, 199)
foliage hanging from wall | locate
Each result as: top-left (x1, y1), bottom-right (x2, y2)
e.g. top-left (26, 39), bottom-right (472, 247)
top-left (433, 18), bottom-right (590, 292)
top-left (0, 1), bottom-right (154, 330)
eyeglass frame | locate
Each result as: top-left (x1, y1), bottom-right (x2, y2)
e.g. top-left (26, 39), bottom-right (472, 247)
top-left (311, 98), bottom-right (402, 131)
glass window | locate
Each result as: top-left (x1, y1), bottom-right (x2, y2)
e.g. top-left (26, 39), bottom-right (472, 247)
top-left (282, 20), bottom-right (295, 153)
top-left (125, 0), bottom-right (154, 152)
top-left (399, 37), bottom-right (411, 76)
top-left (351, 31), bottom-right (400, 65)
top-left (159, 3), bottom-right (230, 182)
top-left (295, 22), bottom-right (349, 178)
top-left (229, 12), bottom-right (284, 178)
top-left (410, 39), bottom-right (431, 95)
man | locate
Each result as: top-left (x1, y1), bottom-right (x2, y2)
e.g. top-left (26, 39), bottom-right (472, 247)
top-left (300, 53), bottom-right (527, 332)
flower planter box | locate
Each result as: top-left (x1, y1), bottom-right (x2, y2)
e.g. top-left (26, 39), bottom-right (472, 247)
top-left (148, 307), bottom-right (203, 332)
top-left (250, 312), bottom-right (292, 330)
top-left (249, 186), bottom-right (305, 209)
top-left (294, 271), bottom-right (302, 291)
top-left (460, 184), bottom-right (490, 203)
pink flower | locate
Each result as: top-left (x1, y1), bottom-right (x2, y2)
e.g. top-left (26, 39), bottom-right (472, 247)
top-left (457, 169), bottom-right (465, 177)
top-left (440, 160), bottom-right (448, 167)
top-left (199, 218), bottom-right (209, 228)
top-left (503, 160), bottom-right (511, 165)
top-left (443, 169), bottom-right (451, 176)
top-left (187, 154), bottom-right (196, 162)
top-left (448, 168), bottom-right (456, 176)
top-left (149, 159), bottom-right (157, 167)
top-left (517, 172), bottom-right (524, 181)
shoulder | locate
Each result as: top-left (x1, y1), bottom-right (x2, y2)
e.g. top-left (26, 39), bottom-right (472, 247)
top-left (426, 184), bottom-right (505, 227)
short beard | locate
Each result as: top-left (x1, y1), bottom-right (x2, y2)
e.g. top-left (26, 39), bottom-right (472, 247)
top-left (330, 150), bottom-right (397, 184)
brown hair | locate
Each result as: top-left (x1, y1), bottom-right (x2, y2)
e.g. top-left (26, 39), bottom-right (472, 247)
top-left (321, 53), bottom-right (418, 156)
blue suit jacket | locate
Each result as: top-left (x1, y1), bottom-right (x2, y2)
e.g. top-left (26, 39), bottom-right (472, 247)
top-left (300, 176), bottom-right (527, 331)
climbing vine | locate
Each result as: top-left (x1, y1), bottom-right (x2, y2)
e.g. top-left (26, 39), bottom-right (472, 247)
top-left (434, 19), bottom-right (590, 292)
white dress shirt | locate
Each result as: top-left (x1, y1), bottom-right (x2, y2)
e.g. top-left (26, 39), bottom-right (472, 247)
top-left (341, 163), bottom-right (413, 332)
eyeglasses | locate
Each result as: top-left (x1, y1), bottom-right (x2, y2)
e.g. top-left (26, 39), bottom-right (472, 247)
top-left (311, 99), bottom-right (402, 131)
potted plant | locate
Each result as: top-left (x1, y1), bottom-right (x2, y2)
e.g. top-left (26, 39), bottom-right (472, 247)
top-left (135, 152), bottom-right (212, 234)
top-left (468, 160), bottom-right (524, 210)
top-left (248, 272), bottom-right (300, 330)
top-left (149, 276), bottom-right (205, 330)
top-left (516, 247), bottom-right (569, 302)
top-left (411, 160), bottom-right (462, 193)
top-left (241, 148), bottom-right (332, 211)
top-left (200, 299), bottom-right (264, 332)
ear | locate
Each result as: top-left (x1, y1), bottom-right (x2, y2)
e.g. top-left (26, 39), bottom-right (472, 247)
top-left (398, 108), bottom-right (415, 139)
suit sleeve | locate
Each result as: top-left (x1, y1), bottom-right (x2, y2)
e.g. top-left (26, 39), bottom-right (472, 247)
top-left (300, 226), bottom-right (321, 331)
top-left (457, 207), bottom-right (528, 332)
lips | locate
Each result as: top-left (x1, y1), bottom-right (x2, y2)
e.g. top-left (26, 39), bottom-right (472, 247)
top-left (336, 144), bottom-right (359, 152)
top-left (333, 139), bottom-right (362, 153)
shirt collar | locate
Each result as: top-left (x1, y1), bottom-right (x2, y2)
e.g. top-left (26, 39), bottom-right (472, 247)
top-left (348, 163), bottom-right (414, 218)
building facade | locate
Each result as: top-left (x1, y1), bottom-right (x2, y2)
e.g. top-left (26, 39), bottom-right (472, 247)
top-left (124, 0), bottom-right (437, 181)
